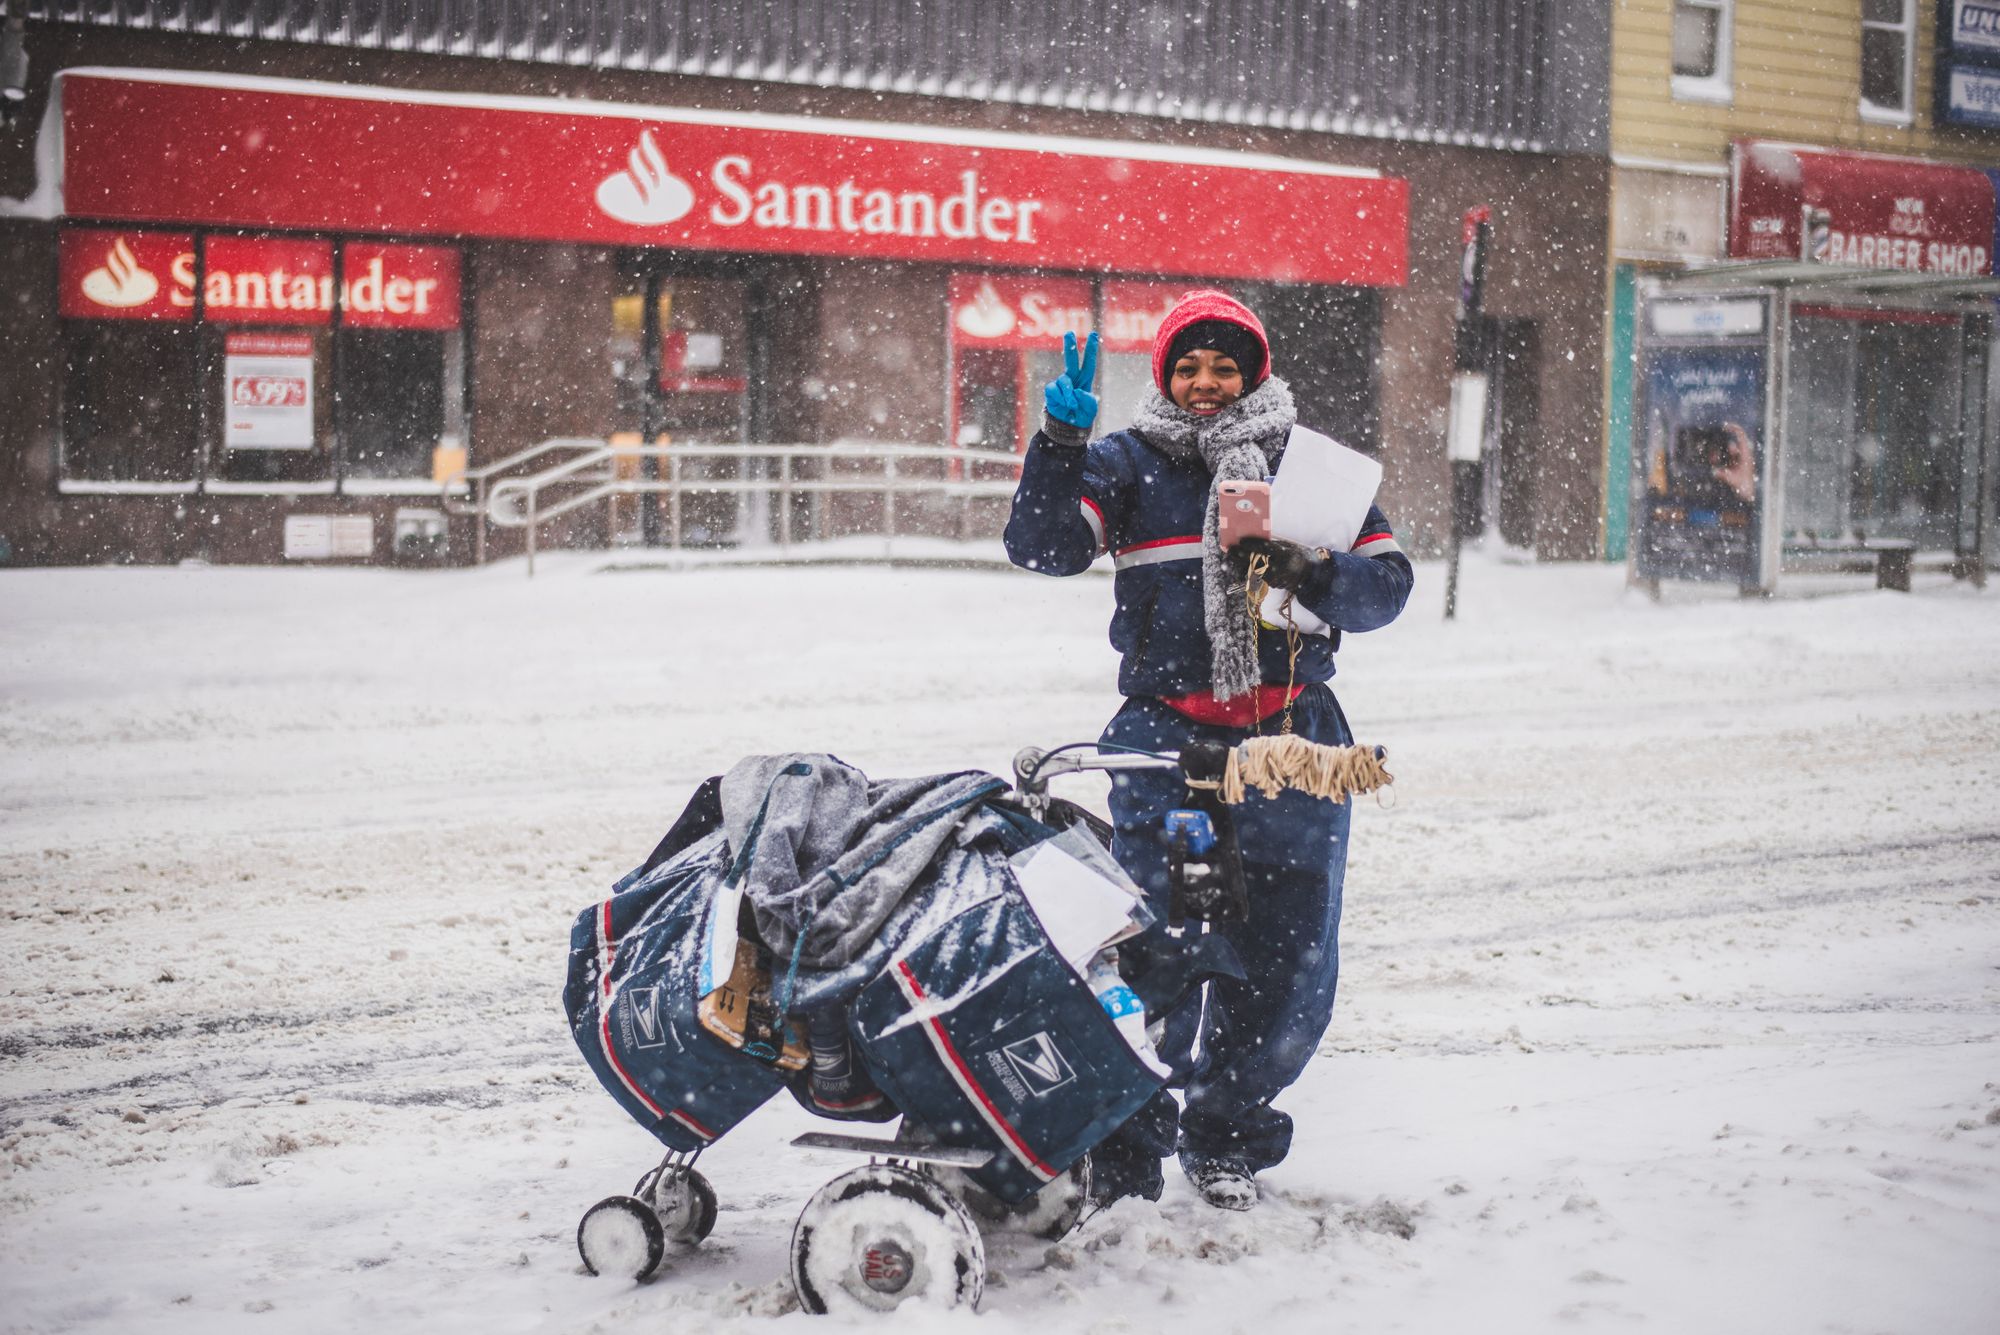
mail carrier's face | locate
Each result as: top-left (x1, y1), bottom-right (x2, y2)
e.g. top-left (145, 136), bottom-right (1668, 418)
top-left (1170, 349), bottom-right (1244, 416)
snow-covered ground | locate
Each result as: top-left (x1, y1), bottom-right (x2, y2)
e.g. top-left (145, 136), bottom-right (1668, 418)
top-left (1, 549), bottom-right (1996, 1335)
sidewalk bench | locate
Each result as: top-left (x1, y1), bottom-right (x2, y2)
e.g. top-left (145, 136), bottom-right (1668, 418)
top-left (1782, 538), bottom-right (1917, 591)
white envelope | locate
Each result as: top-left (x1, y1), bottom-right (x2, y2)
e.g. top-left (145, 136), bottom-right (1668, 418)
top-left (1259, 425), bottom-right (1383, 635)
top-left (1012, 842), bottom-right (1145, 972)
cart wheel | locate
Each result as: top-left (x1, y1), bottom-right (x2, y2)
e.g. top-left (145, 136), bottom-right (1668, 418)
top-left (790, 1164), bottom-right (984, 1314)
top-left (649, 1167), bottom-right (718, 1245)
top-left (936, 1154), bottom-right (1093, 1241)
top-left (577, 1195), bottom-right (666, 1281)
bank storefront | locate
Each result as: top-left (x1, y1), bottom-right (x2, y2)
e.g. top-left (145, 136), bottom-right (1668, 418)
top-left (1, 67), bottom-right (1409, 566)
top-left (57, 228), bottom-right (465, 494)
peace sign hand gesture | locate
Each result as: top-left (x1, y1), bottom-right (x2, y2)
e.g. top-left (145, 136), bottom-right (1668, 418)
top-left (1043, 330), bottom-right (1100, 431)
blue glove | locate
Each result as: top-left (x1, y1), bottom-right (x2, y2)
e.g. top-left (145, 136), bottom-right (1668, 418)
top-left (1042, 330), bottom-right (1100, 430)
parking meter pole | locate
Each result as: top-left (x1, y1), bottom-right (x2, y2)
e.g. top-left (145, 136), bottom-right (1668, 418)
top-left (1444, 206), bottom-right (1492, 622)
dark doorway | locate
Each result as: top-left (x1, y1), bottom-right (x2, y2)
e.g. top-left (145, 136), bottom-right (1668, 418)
top-left (1489, 317), bottom-right (1542, 550)
top-left (1240, 282), bottom-right (1381, 454)
top-left (610, 255), bottom-right (819, 547)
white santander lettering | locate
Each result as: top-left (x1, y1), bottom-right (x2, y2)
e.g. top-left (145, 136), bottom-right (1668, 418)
top-left (171, 252), bottom-right (197, 306)
top-left (161, 249), bottom-right (450, 319)
top-left (238, 272), bottom-right (271, 308)
top-left (1013, 200), bottom-right (1043, 242)
top-left (708, 156), bottom-right (1039, 245)
top-left (709, 156), bottom-right (754, 226)
top-left (1018, 293), bottom-right (1093, 339)
top-left (940, 172), bottom-right (979, 239)
top-left (794, 184), bottom-right (834, 232)
top-left (861, 190), bottom-right (896, 234)
top-left (349, 257), bottom-right (385, 312)
top-left (753, 182), bottom-right (788, 227)
top-left (979, 196), bottom-right (1015, 240)
top-left (898, 192), bottom-right (937, 237)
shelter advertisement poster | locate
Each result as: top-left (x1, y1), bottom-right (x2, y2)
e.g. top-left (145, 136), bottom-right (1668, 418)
top-left (223, 332), bottom-right (315, 450)
top-left (1633, 345), bottom-right (1766, 585)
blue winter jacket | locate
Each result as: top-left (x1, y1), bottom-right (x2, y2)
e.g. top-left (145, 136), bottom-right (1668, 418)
top-left (1003, 428), bottom-right (1414, 700)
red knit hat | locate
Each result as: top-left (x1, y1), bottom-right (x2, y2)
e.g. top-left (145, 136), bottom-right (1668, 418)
top-left (1150, 289), bottom-right (1271, 396)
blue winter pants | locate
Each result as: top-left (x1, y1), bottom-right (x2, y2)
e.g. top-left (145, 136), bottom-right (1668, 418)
top-left (1098, 685), bottom-right (1352, 1182)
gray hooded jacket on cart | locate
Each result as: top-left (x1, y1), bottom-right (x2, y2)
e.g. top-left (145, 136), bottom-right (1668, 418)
top-left (719, 752), bottom-right (1006, 972)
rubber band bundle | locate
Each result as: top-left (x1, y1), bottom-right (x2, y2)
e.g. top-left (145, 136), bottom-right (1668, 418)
top-left (1218, 734), bottom-right (1393, 804)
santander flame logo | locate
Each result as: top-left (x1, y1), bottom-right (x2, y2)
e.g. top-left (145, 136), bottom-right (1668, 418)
top-left (954, 280), bottom-right (1017, 340)
top-left (81, 238), bottom-right (160, 309)
top-left (595, 130), bottom-right (696, 227)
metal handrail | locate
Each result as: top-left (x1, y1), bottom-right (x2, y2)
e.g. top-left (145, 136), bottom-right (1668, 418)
top-left (439, 437), bottom-right (618, 565)
top-left (464, 439), bottom-right (1025, 576)
top-left (443, 436), bottom-right (612, 490)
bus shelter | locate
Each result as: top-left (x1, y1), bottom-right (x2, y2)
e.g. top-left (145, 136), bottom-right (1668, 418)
top-left (1632, 262), bottom-right (1997, 594)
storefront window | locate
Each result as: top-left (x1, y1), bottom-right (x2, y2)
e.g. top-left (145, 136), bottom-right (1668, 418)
top-left (338, 328), bottom-right (457, 480)
top-left (337, 241), bottom-right (467, 486)
top-left (56, 227), bottom-right (464, 493)
top-left (59, 320), bottom-right (200, 485)
top-left (56, 229), bottom-right (199, 485)
top-left (1094, 348), bottom-right (1162, 436)
top-left (203, 236), bottom-right (335, 490)
top-left (948, 275), bottom-right (1085, 462)
top-left (1096, 281), bottom-right (1190, 433)
top-left (954, 348), bottom-right (1020, 453)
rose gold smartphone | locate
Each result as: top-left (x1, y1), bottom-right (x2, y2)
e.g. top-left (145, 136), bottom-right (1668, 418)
top-left (1217, 480), bottom-right (1272, 548)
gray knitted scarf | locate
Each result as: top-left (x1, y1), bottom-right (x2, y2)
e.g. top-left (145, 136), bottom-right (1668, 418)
top-left (1130, 376), bottom-right (1298, 701)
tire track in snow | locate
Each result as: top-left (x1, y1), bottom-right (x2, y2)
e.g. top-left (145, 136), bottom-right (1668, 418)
top-left (0, 990), bottom-right (583, 1132)
top-left (1365, 827), bottom-right (2000, 952)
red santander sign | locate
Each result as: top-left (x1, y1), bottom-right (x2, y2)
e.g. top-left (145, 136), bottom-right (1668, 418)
top-left (948, 275), bottom-right (1219, 351)
top-left (57, 70), bottom-right (1407, 287)
top-left (949, 275), bottom-right (1093, 349)
top-left (344, 243), bottom-right (461, 329)
top-left (59, 228), bottom-right (461, 327)
top-left (1100, 281), bottom-right (1203, 353)
top-left (201, 236), bottom-right (334, 326)
top-left (57, 229), bottom-right (191, 321)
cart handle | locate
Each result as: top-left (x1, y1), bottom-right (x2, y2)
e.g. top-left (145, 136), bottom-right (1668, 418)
top-left (1013, 739), bottom-right (1391, 804)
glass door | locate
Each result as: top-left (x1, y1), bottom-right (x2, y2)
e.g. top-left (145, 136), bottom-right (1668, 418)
top-left (611, 270), bottom-right (750, 547)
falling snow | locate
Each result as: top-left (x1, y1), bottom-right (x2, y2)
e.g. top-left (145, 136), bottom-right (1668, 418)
top-left (1, 549), bottom-right (1995, 1333)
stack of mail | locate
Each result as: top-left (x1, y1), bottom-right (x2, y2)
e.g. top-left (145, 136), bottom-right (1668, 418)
top-left (1010, 827), bottom-right (1167, 1076)
top-left (1010, 826), bottom-right (1149, 970)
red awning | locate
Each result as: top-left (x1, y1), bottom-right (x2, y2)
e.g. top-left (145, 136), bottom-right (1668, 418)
top-left (51, 68), bottom-right (1409, 288)
top-left (1729, 140), bottom-right (1994, 276)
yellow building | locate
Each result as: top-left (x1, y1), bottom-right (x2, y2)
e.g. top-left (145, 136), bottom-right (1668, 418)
top-left (1606, 0), bottom-right (1998, 583)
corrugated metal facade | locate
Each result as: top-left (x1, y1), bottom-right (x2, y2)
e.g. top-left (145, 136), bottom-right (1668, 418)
top-left (12, 0), bottom-right (1609, 153)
